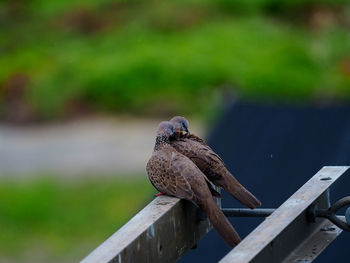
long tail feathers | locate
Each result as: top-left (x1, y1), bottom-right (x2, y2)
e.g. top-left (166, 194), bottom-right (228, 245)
top-left (200, 197), bottom-right (241, 247)
top-left (206, 180), bottom-right (222, 198)
top-left (224, 173), bottom-right (261, 209)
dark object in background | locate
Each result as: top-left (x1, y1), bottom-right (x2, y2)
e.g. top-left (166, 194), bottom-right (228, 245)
top-left (179, 101), bottom-right (350, 263)
top-left (2, 73), bottom-right (34, 123)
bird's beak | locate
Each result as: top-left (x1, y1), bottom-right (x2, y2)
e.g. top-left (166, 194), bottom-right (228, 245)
top-left (184, 127), bottom-right (190, 135)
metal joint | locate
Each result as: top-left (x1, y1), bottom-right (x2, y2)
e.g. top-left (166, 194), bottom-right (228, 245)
top-left (307, 196), bottom-right (350, 232)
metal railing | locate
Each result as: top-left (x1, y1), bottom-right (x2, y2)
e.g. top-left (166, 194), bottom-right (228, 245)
top-left (81, 166), bottom-right (349, 263)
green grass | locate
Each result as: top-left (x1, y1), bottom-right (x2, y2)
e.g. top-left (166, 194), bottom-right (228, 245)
top-left (0, 176), bottom-right (154, 263)
top-left (1, 0), bottom-right (350, 120)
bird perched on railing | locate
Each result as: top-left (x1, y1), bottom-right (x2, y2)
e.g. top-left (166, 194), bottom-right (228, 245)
top-left (170, 116), bottom-right (261, 209)
top-left (147, 121), bottom-right (241, 247)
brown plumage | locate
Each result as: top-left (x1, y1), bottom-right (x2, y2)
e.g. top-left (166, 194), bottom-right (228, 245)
top-left (170, 116), bottom-right (261, 209)
top-left (146, 121), bottom-right (241, 247)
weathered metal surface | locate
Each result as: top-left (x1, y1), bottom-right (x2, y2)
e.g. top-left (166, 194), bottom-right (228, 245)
top-left (220, 166), bottom-right (349, 263)
top-left (81, 195), bottom-right (215, 263)
top-left (283, 218), bottom-right (343, 263)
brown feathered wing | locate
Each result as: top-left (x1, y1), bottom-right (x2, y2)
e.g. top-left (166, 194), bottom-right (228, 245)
top-left (170, 135), bottom-right (261, 209)
top-left (147, 146), bottom-right (240, 247)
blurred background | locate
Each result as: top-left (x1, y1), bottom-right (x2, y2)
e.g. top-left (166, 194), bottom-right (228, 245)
top-left (1, 0), bottom-right (350, 262)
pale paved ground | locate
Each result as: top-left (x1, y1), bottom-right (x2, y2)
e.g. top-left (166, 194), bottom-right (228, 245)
top-left (0, 117), bottom-right (204, 177)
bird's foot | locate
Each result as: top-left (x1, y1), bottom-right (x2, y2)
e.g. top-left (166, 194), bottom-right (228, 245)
top-left (154, 192), bottom-right (165, 197)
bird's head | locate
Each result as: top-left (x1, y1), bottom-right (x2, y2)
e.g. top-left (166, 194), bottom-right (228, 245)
top-left (170, 116), bottom-right (189, 134)
top-left (156, 121), bottom-right (175, 139)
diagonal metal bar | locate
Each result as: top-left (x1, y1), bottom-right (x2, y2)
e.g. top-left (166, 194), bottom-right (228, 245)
top-left (219, 166), bottom-right (349, 263)
top-left (80, 197), bottom-right (211, 263)
top-left (81, 186), bottom-right (221, 263)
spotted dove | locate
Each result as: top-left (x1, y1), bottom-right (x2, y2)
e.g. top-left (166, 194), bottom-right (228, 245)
top-left (170, 116), bottom-right (261, 209)
top-left (146, 121), bottom-right (241, 247)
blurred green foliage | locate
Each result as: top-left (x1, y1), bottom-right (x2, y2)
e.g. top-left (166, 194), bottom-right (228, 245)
top-left (0, 0), bottom-right (350, 121)
top-left (0, 176), bottom-right (153, 262)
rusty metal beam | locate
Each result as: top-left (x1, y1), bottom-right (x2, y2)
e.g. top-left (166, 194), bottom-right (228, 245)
top-left (219, 166), bottom-right (349, 263)
top-left (80, 195), bottom-right (214, 263)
